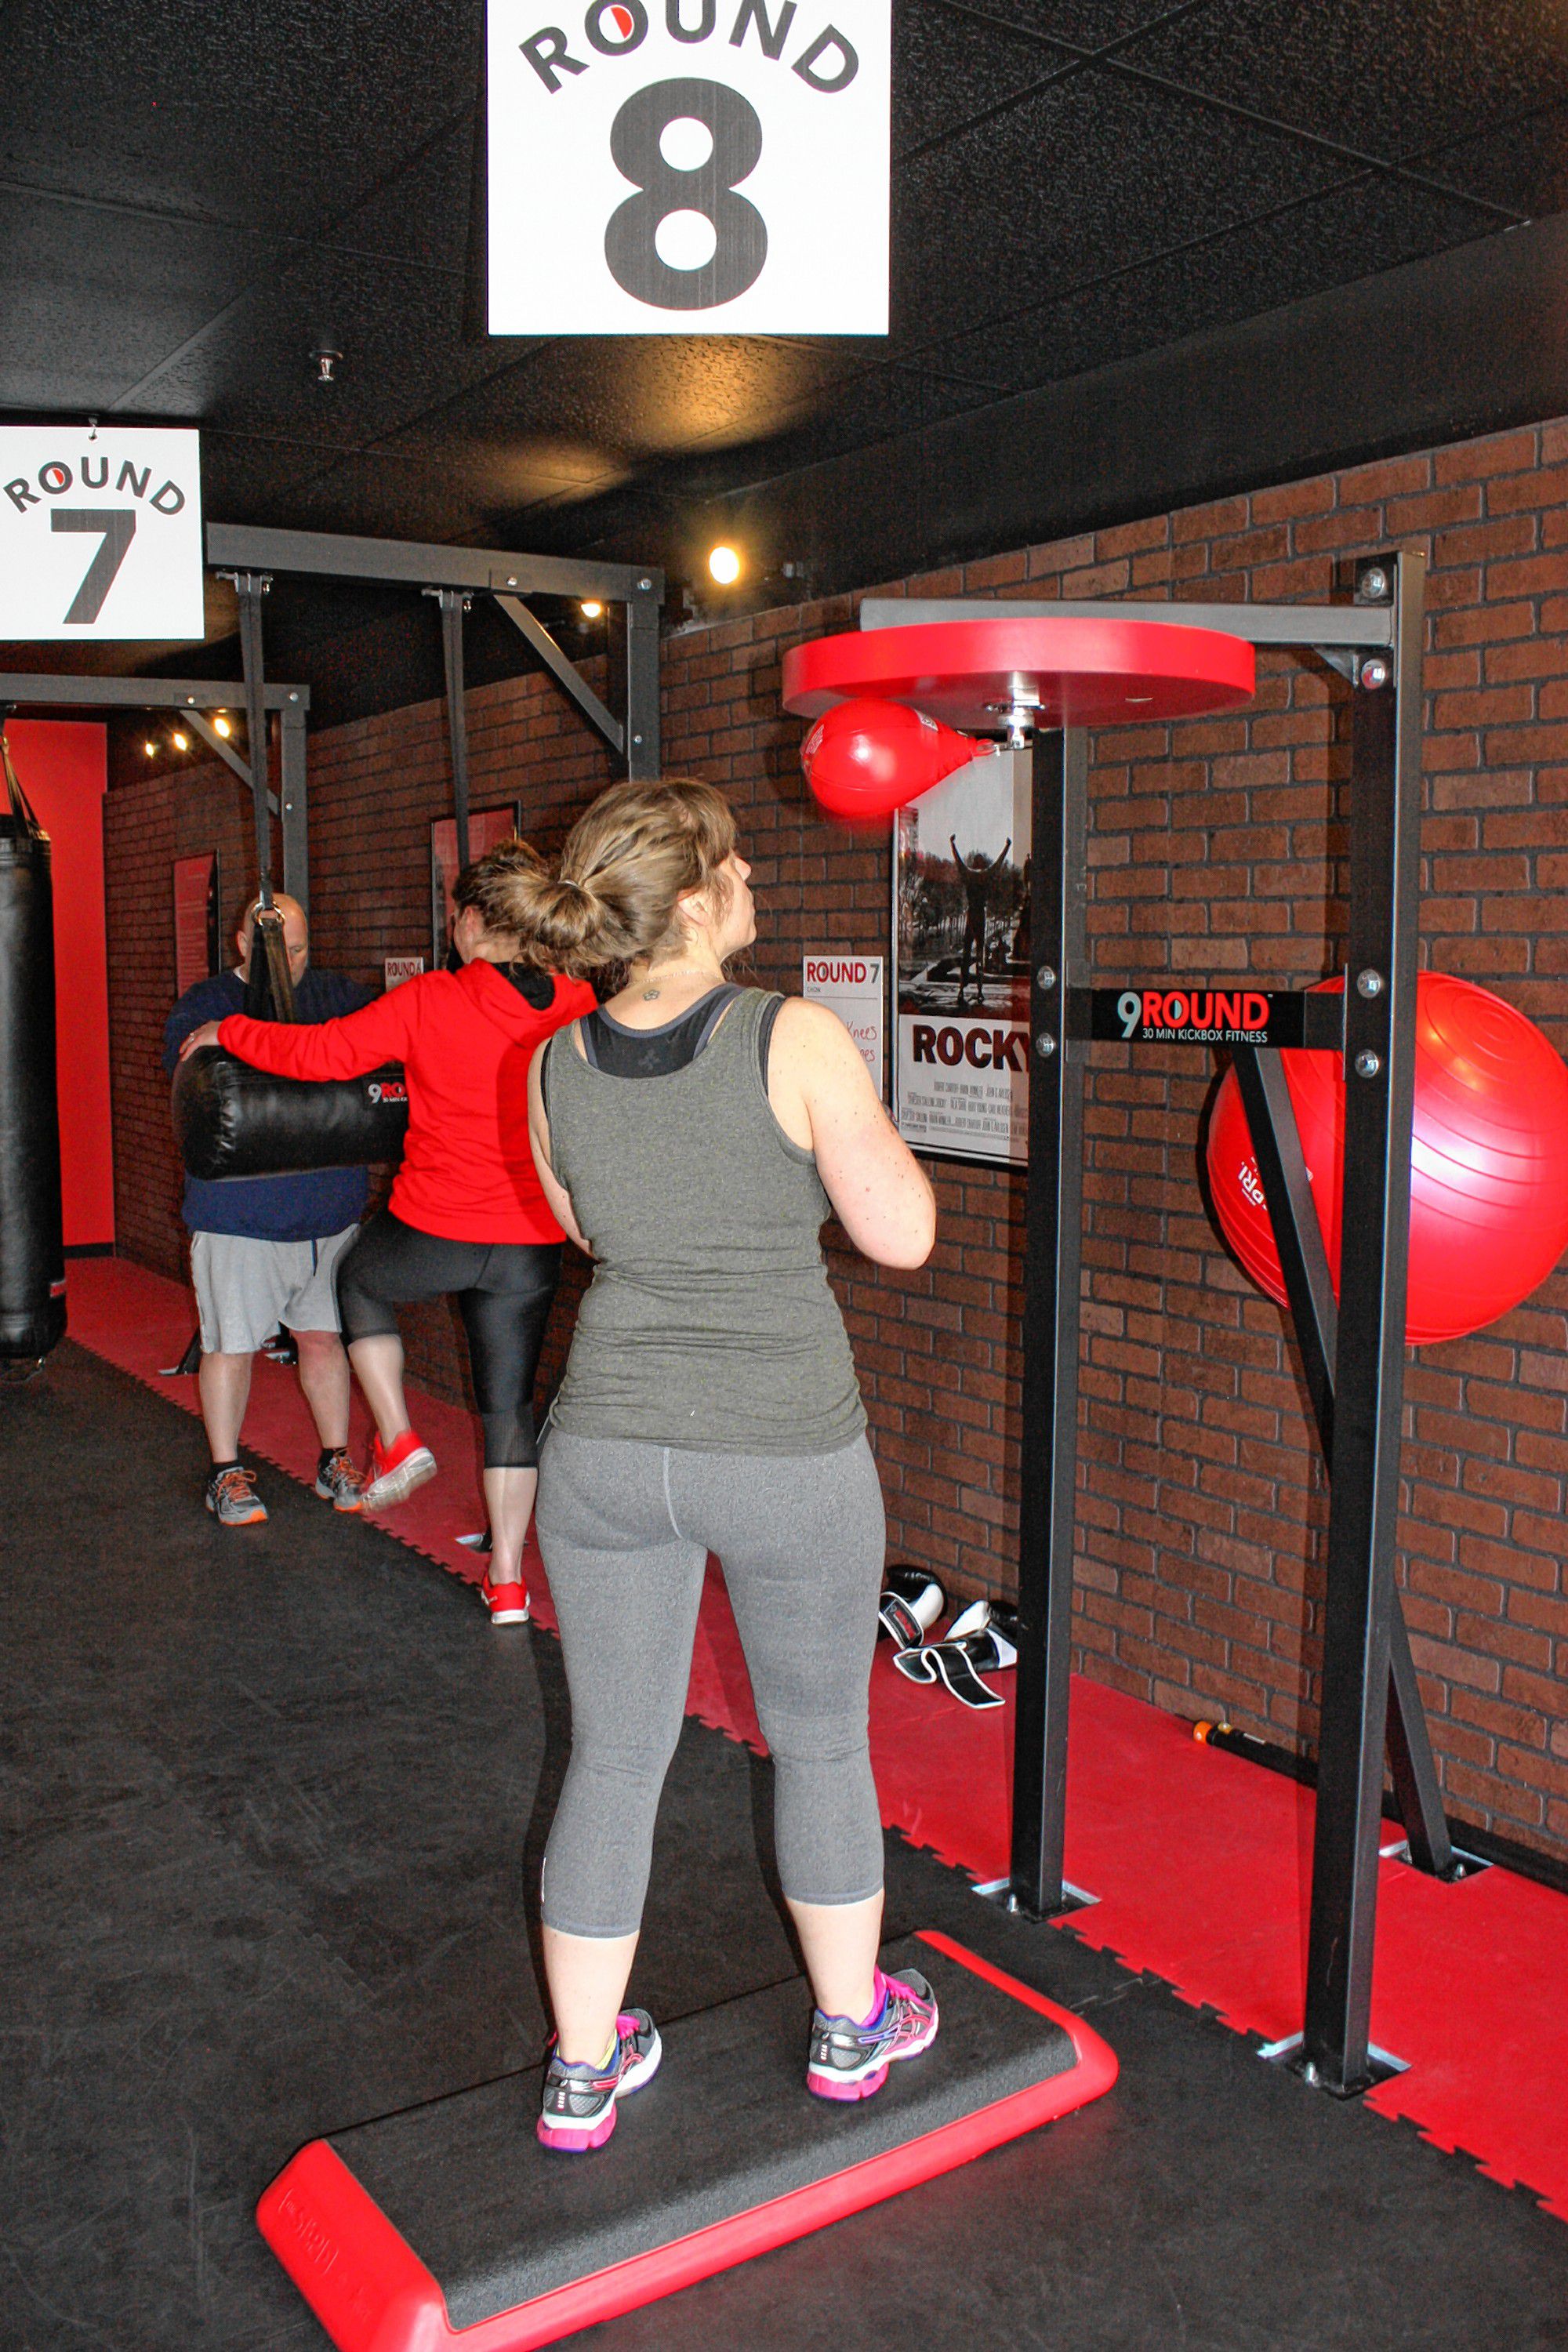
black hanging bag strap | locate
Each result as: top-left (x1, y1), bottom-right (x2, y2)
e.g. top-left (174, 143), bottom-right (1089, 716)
top-left (1, 728), bottom-right (42, 835)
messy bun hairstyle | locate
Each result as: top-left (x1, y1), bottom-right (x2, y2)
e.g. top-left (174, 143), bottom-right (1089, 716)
top-left (452, 834), bottom-right (547, 949)
top-left (500, 779), bottom-right (738, 978)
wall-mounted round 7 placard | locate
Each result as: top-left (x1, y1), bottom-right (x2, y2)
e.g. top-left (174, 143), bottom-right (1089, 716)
top-left (486, 0), bottom-right (891, 334)
top-left (782, 616), bottom-right (1256, 733)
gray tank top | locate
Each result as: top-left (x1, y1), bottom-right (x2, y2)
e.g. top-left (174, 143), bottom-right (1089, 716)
top-left (543, 988), bottom-right (866, 1454)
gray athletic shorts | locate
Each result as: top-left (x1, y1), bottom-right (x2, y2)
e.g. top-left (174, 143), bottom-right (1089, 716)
top-left (190, 1225), bottom-right (358, 1357)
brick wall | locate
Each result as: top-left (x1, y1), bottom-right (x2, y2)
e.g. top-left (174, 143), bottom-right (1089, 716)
top-left (105, 418), bottom-right (1568, 1860)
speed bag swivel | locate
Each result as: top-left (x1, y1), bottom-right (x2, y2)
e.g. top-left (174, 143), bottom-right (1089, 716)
top-left (172, 1048), bottom-right (411, 1181)
top-left (0, 784), bottom-right (66, 1360)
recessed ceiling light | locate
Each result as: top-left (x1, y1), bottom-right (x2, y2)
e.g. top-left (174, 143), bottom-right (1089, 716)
top-left (708, 544), bottom-right (742, 586)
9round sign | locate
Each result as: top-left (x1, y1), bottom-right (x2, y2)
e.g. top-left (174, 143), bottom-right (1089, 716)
top-left (487, 0), bottom-right (890, 332)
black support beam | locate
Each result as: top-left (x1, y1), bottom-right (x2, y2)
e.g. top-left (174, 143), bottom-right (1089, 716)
top-left (1009, 728), bottom-right (1088, 1918)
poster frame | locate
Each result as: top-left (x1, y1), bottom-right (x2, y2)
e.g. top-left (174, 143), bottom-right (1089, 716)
top-left (888, 755), bottom-right (1031, 1172)
top-left (172, 851), bottom-right (221, 997)
top-left (430, 801), bottom-right (522, 967)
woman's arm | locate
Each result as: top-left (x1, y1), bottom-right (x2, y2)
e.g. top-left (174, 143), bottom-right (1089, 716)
top-left (207, 988), bottom-right (416, 1080)
top-left (527, 1040), bottom-right (590, 1251)
top-left (768, 1000), bottom-right (936, 1269)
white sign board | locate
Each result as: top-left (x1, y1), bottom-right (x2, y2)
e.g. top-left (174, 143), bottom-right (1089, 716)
top-left (892, 750), bottom-right (1032, 1166)
top-left (383, 956), bottom-right (426, 990)
top-left (0, 426), bottom-right (204, 641)
top-left (487, 0), bottom-right (890, 333)
top-left (803, 953), bottom-right (884, 1098)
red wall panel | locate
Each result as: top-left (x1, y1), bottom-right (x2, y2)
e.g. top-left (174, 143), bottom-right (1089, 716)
top-left (9, 718), bottom-right (114, 1248)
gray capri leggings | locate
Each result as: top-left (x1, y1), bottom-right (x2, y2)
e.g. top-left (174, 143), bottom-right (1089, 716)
top-left (535, 1430), bottom-right (887, 1938)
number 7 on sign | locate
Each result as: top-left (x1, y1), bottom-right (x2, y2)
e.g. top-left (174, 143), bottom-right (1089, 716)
top-left (51, 509), bottom-right (136, 625)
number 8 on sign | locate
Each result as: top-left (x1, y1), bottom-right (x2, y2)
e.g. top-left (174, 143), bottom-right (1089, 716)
top-left (606, 79), bottom-right (765, 309)
top-left (486, 0), bottom-right (889, 334)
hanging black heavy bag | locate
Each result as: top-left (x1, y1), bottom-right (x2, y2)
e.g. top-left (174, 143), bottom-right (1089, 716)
top-left (892, 1598), bottom-right (1020, 1711)
top-left (0, 734), bottom-right (66, 1362)
top-left (172, 1050), bottom-right (412, 1181)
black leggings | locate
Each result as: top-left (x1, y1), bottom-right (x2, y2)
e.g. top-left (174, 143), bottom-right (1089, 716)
top-left (335, 1210), bottom-right (562, 1468)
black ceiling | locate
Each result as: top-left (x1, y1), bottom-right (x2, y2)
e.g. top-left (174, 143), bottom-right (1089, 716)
top-left (5, 0), bottom-right (1568, 639)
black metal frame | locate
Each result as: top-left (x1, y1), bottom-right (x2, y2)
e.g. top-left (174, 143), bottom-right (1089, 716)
top-left (0, 666), bottom-right (311, 910)
top-left (205, 524), bottom-right (664, 920)
top-left (862, 556), bottom-right (1444, 2095)
top-left (7, 524), bottom-right (664, 920)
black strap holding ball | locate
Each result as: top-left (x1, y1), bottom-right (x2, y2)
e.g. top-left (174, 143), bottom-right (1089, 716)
top-left (171, 1048), bottom-right (411, 1181)
top-left (0, 727), bottom-right (67, 1363)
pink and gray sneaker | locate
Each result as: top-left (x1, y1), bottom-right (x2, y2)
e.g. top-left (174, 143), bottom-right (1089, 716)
top-left (807, 1965), bottom-right (939, 2101)
top-left (536, 2009), bottom-right (662, 2152)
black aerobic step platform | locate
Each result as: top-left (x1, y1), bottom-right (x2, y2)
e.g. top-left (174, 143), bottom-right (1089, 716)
top-left (258, 1929), bottom-right (1117, 2352)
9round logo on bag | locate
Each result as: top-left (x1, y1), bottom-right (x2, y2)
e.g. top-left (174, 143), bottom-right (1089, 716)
top-left (487, 0), bottom-right (890, 332)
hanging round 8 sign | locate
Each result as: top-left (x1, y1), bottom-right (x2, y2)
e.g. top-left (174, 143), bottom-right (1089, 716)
top-left (485, 0), bottom-right (891, 333)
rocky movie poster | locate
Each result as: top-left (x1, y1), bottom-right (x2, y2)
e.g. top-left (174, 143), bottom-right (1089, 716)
top-left (893, 746), bottom-right (1031, 1165)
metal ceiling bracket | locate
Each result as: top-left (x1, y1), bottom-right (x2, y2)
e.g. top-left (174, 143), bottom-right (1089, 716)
top-left (495, 594), bottom-right (623, 758)
top-left (182, 706), bottom-right (280, 818)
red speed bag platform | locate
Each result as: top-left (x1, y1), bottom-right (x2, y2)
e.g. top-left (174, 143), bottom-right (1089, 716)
top-left (781, 613), bottom-right (1256, 733)
top-left (257, 1931), bottom-right (1116, 2352)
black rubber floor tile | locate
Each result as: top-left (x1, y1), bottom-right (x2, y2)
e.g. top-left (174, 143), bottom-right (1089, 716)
top-left (5, 1342), bottom-right (1568, 2351)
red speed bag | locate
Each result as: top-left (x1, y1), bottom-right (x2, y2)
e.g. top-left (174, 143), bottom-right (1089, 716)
top-left (800, 697), bottom-right (983, 822)
top-left (1206, 972), bottom-right (1568, 1345)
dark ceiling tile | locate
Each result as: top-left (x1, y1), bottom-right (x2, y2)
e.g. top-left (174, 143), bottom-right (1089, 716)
top-left (890, 65), bottom-right (1345, 344)
top-left (0, 191), bottom-right (261, 411)
top-left (936, 0), bottom-right (1215, 46)
top-left (926, 171), bottom-right (1498, 397)
top-left (1122, 0), bottom-right (1568, 184)
top-left (891, 0), bottom-right (1081, 157)
top-left (385, 336), bottom-right (855, 466)
top-left (1414, 100), bottom-right (1568, 216)
top-left (1, 1), bottom-right (480, 245)
top-left (140, 246), bottom-right (492, 453)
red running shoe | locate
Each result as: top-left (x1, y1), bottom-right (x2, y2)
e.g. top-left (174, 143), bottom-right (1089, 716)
top-left (360, 1428), bottom-right (437, 1511)
top-left (807, 1965), bottom-right (939, 2101)
top-left (481, 1573), bottom-right (530, 1624)
top-left (537, 2011), bottom-right (662, 2152)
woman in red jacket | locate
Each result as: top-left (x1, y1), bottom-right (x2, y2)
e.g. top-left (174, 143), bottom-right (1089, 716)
top-left (181, 842), bottom-right (594, 1622)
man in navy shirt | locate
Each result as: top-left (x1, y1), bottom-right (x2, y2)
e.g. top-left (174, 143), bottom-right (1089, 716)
top-left (164, 893), bottom-right (371, 1526)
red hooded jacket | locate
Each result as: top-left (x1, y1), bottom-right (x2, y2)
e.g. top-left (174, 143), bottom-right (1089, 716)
top-left (219, 960), bottom-right (594, 1244)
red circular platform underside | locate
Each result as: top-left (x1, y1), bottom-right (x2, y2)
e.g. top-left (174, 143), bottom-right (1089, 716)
top-left (782, 615), bottom-right (1256, 731)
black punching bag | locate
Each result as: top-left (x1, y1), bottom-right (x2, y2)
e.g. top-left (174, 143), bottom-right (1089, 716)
top-left (0, 733), bottom-right (66, 1361)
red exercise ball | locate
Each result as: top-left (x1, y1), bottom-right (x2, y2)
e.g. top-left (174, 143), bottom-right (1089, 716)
top-left (800, 696), bottom-right (982, 822)
top-left (1206, 973), bottom-right (1568, 1345)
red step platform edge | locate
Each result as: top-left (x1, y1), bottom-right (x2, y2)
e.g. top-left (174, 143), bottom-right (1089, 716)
top-left (256, 1932), bottom-right (1117, 2352)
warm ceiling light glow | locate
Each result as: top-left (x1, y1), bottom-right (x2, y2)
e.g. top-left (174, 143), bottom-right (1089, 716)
top-left (143, 740), bottom-right (157, 757)
top-left (172, 731), bottom-right (189, 751)
top-left (707, 543), bottom-right (742, 586)
top-left (580, 599), bottom-right (603, 619)
top-left (213, 713), bottom-right (232, 736)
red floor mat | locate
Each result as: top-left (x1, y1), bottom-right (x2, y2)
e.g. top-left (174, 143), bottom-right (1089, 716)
top-left (68, 1257), bottom-right (1568, 2221)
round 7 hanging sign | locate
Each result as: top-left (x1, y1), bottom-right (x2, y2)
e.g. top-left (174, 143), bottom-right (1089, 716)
top-left (487, 0), bottom-right (890, 333)
top-left (0, 426), bottom-right (204, 641)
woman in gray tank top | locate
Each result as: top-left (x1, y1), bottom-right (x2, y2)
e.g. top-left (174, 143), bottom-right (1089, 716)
top-left (508, 779), bottom-right (938, 2152)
